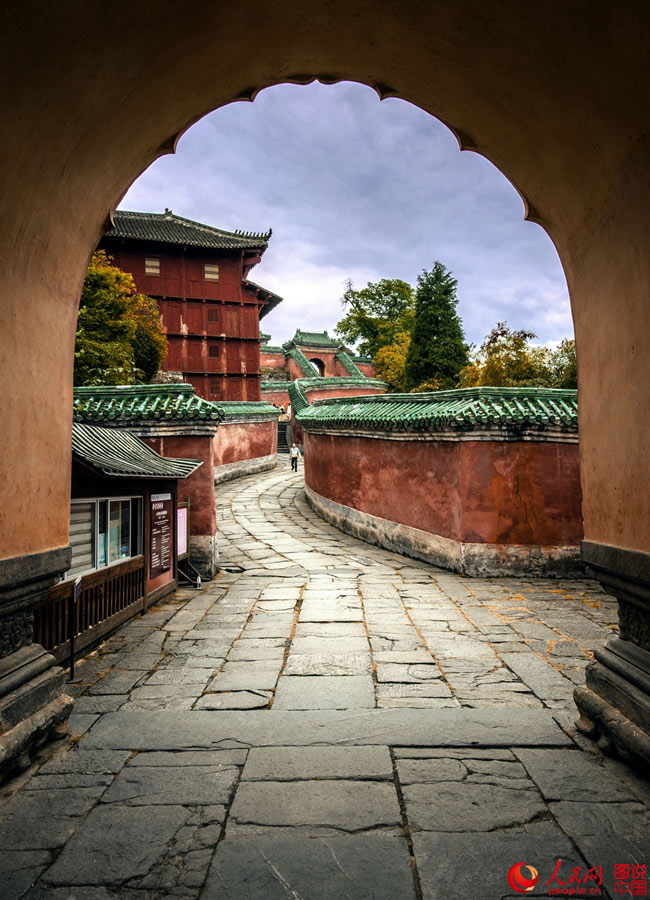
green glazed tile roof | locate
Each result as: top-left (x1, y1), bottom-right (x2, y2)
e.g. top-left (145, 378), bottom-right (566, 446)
top-left (335, 350), bottom-right (364, 377)
top-left (260, 345), bottom-right (285, 355)
top-left (106, 210), bottom-right (271, 251)
top-left (352, 354), bottom-right (373, 364)
top-left (261, 381), bottom-right (291, 392)
top-left (260, 333), bottom-right (271, 344)
top-left (287, 347), bottom-right (320, 377)
top-left (72, 423), bottom-right (202, 479)
top-left (74, 384), bottom-right (223, 424)
top-left (217, 401), bottom-right (281, 419)
top-left (296, 386), bottom-right (578, 432)
top-left (288, 376), bottom-right (387, 414)
top-left (284, 329), bottom-right (341, 349)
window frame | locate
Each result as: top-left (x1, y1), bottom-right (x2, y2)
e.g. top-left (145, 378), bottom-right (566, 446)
top-left (204, 263), bottom-right (220, 282)
top-left (145, 257), bottom-right (161, 276)
top-left (66, 495), bottom-right (144, 581)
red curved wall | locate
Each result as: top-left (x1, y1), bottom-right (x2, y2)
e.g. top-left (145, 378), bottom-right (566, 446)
top-left (213, 421), bottom-right (278, 467)
top-left (303, 432), bottom-right (582, 546)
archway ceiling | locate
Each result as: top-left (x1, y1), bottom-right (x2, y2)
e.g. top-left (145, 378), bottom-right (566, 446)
top-left (2, 0), bottom-right (648, 265)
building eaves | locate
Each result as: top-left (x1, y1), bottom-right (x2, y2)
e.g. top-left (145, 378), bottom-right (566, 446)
top-left (243, 280), bottom-right (283, 319)
top-left (105, 210), bottom-right (271, 252)
top-left (72, 423), bottom-right (202, 479)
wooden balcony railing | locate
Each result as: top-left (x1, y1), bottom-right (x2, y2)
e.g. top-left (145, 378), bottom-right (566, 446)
top-left (33, 555), bottom-right (146, 666)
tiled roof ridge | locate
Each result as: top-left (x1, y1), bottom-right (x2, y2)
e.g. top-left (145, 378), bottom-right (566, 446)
top-left (335, 349), bottom-right (364, 377)
top-left (296, 386), bottom-right (578, 431)
top-left (216, 401), bottom-right (281, 419)
top-left (287, 376), bottom-right (387, 414)
top-left (73, 384), bottom-right (223, 423)
top-left (284, 329), bottom-right (341, 349)
top-left (114, 209), bottom-right (271, 242)
top-left (287, 347), bottom-right (319, 376)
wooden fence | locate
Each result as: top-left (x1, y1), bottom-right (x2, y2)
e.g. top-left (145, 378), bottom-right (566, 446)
top-left (33, 555), bottom-right (146, 666)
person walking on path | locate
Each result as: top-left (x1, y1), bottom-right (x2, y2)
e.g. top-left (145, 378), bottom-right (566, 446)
top-left (290, 442), bottom-right (301, 472)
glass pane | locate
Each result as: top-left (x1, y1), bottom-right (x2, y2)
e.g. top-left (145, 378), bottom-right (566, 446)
top-left (109, 499), bottom-right (131, 562)
top-left (68, 502), bottom-right (95, 576)
top-left (98, 500), bottom-right (107, 566)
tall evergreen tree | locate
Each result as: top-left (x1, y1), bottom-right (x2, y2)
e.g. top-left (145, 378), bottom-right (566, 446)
top-left (404, 262), bottom-right (469, 391)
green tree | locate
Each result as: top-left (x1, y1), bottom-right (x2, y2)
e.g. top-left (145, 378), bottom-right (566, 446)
top-left (128, 293), bottom-right (168, 383)
top-left (549, 338), bottom-right (577, 388)
top-left (374, 331), bottom-right (411, 391)
top-left (459, 323), bottom-right (577, 388)
top-left (459, 322), bottom-right (551, 387)
top-left (404, 262), bottom-right (469, 391)
top-left (334, 278), bottom-right (415, 359)
top-left (74, 251), bottom-right (166, 386)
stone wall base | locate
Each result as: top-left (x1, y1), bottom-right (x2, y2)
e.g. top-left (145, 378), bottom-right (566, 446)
top-left (305, 486), bottom-right (582, 577)
top-left (214, 453), bottom-right (277, 485)
top-left (188, 535), bottom-right (219, 580)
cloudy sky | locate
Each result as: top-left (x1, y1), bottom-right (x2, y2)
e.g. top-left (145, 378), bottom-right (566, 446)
top-left (121, 82), bottom-right (572, 349)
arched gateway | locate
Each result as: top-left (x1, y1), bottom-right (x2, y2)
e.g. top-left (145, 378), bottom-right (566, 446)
top-left (0, 2), bottom-right (649, 769)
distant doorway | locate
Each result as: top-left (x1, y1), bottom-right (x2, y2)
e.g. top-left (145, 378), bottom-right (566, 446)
top-left (309, 358), bottom-right (325, 376)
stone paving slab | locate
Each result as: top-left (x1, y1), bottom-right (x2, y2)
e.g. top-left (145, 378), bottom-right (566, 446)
top-left (241, 746), bottom-right (393, 781)
top-left (413, 833), bottom-right (583, 899)
top-left (228, 781), bottom-right (402, 832)
top-left (100, 764), bottom-right (238, 806)
top-left (81, 708), bottom-right (573, 749)
top-left (41, 804), bottom-right (191, 886)
top-left (273, 675), bottom-right (376, 709)
top-left (201, 833), bottom-right (416, 899)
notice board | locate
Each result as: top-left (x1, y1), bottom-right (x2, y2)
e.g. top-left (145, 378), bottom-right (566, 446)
top-left (150, 492), bottom-right (172, 578)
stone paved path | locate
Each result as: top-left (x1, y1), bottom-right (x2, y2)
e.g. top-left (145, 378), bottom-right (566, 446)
top-left (1, 467), bottom-right (649, 899)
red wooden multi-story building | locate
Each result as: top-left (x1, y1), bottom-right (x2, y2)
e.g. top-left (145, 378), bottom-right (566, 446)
top-left (101, 209), bottom-right (282, 401)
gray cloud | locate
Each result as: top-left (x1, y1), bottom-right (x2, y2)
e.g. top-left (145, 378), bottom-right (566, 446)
top-left (121, 82), bottom-right (572, 347)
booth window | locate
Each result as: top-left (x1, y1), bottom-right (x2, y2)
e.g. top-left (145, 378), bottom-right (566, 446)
top-left (68, 497), bottom-right (143, 578)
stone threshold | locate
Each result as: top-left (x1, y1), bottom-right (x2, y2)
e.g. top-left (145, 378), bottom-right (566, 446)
top-left (81, 707), bottom-right (572, 750)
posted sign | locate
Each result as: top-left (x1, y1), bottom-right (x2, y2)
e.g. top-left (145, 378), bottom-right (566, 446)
top-left (150, 493), bottom-right (172, 578)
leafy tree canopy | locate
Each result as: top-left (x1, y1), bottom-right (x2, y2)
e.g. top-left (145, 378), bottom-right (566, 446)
top-left (334, 278), bottom-right (415, 359)
top-left (373, 331), bottom-right (411, 392)
top-left (74, 251), bottom-right (167, 386)
top-left (404, 262), bottom-right (469, 391)
top-left (459, 323), bottom-right (577, 389)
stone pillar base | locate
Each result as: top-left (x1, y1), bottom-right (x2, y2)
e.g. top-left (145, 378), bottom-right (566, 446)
top-left (0, 645), bottom-right (73, 779)
top-left (0, 548), bottom-right (73, 783)
top-left (188, 534), bottom-right (219, 580)
top-left (575, 542), bottom-right (650, 768)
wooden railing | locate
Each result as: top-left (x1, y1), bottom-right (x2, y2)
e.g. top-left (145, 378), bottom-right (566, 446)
top-left (34, 555), bottom-right (146, 665)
